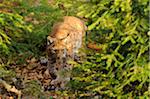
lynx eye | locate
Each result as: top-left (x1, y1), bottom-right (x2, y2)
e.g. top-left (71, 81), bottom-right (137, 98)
top-left (47, 40), bottom-right (50, 45)
top-left (47, 36), bottom-right (54, 45)
top-left (47, 39), bottom-right (54, 46)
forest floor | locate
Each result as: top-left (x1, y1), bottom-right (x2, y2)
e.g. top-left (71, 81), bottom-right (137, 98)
top-left (0, 56), bottom-right (69, 99)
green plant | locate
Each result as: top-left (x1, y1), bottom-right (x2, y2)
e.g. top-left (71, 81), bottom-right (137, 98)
top-left (0, 63), bottom-right (16, 78)
top-left (12, 0), bottom-right (63, 56)
top-left (0, 12), bottom-right (32, 55)
top-left (62, 0), bottom-right (149, 98)
top-left (0, 0), bottom-right (63, 60)
top-left (22, 80), bottom-right (43, 97)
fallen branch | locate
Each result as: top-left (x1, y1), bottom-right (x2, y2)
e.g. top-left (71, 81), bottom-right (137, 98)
top-left (0, 79), bottom-right (21, 99)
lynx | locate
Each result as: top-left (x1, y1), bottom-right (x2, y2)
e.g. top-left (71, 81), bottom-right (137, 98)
top-left (47, 16), bottom-right (87, 90)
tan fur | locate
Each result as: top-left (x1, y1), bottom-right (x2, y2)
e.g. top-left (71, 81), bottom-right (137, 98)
top-left (47, 16), bottom-right (87, 89)
top-left (47, 16), bottom-right (87, 57)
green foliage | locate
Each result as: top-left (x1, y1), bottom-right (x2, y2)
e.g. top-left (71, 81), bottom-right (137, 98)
top-left (22, 80), bottom-right (43, 97)
top-left (55, 0), bottom-right (83, 15)
top-left (0, 0), bottom-right (63, 62)
top-left (0, 64), bottom-right (15, 78)
top-left (0, 12), bottom-right (32, 54)
top-left (0, 59), bottom-right (16, 85)
top-left (62, 0), bottom-right (149, 98)
top-left (11, 0), bottom-right (63, 56)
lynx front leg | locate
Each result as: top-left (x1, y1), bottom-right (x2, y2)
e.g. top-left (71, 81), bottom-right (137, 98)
top-left (51, 66), bottom-right (71, 90)
top-left (50, 49), bottom-right (69, 90)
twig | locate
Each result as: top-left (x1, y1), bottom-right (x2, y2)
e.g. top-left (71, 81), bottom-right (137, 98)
top-left (0, 79), bottom-right (21, 99)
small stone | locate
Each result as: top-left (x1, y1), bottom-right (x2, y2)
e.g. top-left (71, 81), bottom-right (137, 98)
top-left (40, 57), bottom-right (48, 66)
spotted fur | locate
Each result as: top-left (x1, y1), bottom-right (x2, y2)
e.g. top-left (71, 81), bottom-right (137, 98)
top-left (47, 16), bottom-right (87, 90)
